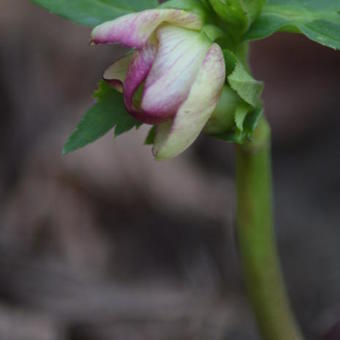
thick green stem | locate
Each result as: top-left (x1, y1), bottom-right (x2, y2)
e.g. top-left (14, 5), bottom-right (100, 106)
top-left (235, 118), bottom-right (304, 340)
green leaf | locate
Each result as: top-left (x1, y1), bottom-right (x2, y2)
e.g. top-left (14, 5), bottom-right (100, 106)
top-left (120, 0), bottom-right (159, 11)
top-left (144, 126), bottom-right (156, 145)
top-left (209, 50), bottom-right (264, 144)
top-left (243, 106), bottom-right (263, 134)
top-left (224, 49), bottom-right (264, 108)
top-left (32, 0), bottom-right (158, 27)
top-left (161, 0), bottom-right (208, 7)
top-left (160, 0), bottom-right (206, 12)
top-left (215, 107), bottom-right (263, 143)
top-left (235, 103), bottom-right (251, 131)
top-left (63, 81), bottom-right (139, 154)
top-left (246, 0), bottom-right (340, 50)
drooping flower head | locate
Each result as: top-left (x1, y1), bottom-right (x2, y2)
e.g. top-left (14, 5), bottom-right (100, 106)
top-left (91, 8), bottom-right (226, 159)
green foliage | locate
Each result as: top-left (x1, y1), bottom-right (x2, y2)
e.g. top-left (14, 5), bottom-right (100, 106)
top-left (161, 0), bottom-right (210, 8)
top-left (212, 50), bottom-right (264, 143)
top-left (246, 0), bottom-right (340, 49)
top-left (209, 0), bottom-right (266, 35)
top-left (144, 126), bottom-right (157, 145)
top-left (32, 0), bottom-right (158, 27)
top-left (235, 103), bottom-right (250, 130)
top-left (120, 0), bottom-right (159, 11)
top-left (63, 81), bottom-right (139, 154)
top-left (160, 0), bottom-right (207, 13)
top-left (224, 50), bottom-right (263, 108)
top-left (217, 107), bottom-right (263, 143)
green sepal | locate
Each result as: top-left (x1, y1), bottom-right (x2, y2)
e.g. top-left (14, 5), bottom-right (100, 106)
top-left (224, 49), bottom-right (263, 143)
top-left (235, 102), bottom-right (251, 131)
top-left (209, 0), bottom-right (266, 36)
top-left (207, 49), bottom-right (264, 144)
top-left (245, 0), bottom-right (340, 50)
top-left (202, 25), bottom-right (225, 41)
top-left (204, 86), bottom-right (241, 135)
top-left (224, 49), bottom-right (263, 108)
top-left (215, 106), bottom-right (263, 143)
top-left (63, 81), bottom-right (140, 155)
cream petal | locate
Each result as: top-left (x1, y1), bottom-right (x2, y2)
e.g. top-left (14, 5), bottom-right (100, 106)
top-left (141, 25), bottom-right (210, 118)
top-left (153, 43), bottom-right (226, 160)
top-left (103, 54), bottom-right (133, 93)
top-left (91, 9), bottom-right (203, 49)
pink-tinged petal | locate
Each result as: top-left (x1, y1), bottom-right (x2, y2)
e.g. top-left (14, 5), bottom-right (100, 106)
top-left (122, 44), bottom-right (160, 124)
top-left (153, 44), bottom-right (226, 160)
top-left (103, 54), bottom-right (133, 93)
top-left (141, 25), bottom-right (210, 118)
top-left (91, 9), bottom-right (203, 49)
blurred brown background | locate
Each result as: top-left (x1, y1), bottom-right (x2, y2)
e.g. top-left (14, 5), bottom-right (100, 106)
top-left (0, 1), bottom-right (339, 339)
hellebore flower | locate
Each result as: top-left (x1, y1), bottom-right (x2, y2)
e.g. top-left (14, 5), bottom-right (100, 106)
top-left (91, 8), bottom-right (226, 159)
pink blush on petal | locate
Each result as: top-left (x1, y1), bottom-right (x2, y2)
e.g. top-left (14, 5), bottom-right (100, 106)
top-left (123, 45), bottom-right (170, 124)
top-left (124, 45), bottom-right (156, 111)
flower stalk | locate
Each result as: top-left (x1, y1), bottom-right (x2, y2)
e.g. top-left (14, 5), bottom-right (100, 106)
top-left (235, 117), bottom-right (304, 340)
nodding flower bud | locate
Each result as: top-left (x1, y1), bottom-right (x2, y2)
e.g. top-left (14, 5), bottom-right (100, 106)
top-left (91, 8), bottom-right (226, 159)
